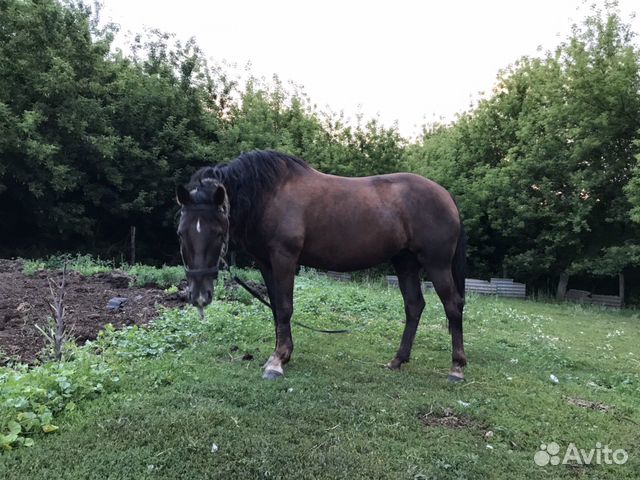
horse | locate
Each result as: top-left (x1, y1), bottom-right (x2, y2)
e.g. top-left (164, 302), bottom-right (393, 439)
top-left (176, 150), bottom-right (467, 381)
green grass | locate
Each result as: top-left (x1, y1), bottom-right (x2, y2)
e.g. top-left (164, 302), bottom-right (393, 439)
top-left (126, 264), bottom-right (186, 288)
top-left (22, 254), bottom-right (112, 276)
top-left (21, 254), bottom-right (186, 288)
top-left (1, 272), bottom-right (639, 479)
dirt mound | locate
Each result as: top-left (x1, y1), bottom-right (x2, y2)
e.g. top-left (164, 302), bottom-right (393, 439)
top-left (419, 408), bottom-right (482, 430)
top-left (0, 260), bottom-right (185, 364)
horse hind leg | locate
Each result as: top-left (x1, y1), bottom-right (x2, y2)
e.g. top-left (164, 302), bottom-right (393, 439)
top-left (388, 252), bottom-right (425, 370)
top-left (423, 264), bottom-right (467, 382)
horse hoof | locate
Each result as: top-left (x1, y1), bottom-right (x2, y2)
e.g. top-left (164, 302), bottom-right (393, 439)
top-left (447, 373), bottom-right (464, 382)
top-left (386, 361), bottom-right (402, 371)
top-left (262, 369), bottom-right (284, 380)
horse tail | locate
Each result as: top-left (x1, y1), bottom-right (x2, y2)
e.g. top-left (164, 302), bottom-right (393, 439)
top-left (452, 213), bottom-right (466, 301)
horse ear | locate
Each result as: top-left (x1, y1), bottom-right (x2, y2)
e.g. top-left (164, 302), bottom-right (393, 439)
top-left (213, 185), bottom-right (226, 206)
top-left (176, 185), bottom-right (191, 206)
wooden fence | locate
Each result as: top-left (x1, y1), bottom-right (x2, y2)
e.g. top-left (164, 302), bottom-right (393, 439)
top-left (322, 271), bottom-right (352, 282)
top-left (490, 278), bottom-right (527, 298)
top-left (565, 289), bottom-right (623, 308)
top-left (386, 276), bottom-right (526, 299)
top-left (320, 271), bottom-right (623, 308)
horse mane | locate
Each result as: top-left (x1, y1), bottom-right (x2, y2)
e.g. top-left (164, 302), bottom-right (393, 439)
top-left (188, 150), bottom-right (310, 241)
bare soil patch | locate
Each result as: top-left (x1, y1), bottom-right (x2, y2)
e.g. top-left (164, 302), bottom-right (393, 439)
top-left (0, 259), bottom-right (184, 364)
top-left (419, 407), bottom-right (483, 430)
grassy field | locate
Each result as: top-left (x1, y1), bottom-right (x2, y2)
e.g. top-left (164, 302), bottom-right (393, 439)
top-left (1, 270), bottom-right (639, 479)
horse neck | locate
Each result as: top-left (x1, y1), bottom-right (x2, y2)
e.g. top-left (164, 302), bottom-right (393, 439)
top-left (216, 158), bottom-right (302, 247)
top-left (217, 170), bottom-right (251, 244)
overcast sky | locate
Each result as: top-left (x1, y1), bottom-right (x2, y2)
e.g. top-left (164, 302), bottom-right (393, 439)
top-left (101, 0), bottom-right (639, 138)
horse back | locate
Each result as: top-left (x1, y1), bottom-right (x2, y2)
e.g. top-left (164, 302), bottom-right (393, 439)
top-left (260, 169), bottom-right (460, 271)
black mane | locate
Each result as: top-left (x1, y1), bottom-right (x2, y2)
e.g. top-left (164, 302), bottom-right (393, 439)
top-left (188, 150), bottom-right (309, 241)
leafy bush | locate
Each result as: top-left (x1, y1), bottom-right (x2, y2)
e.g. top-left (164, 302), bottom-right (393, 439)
top-left (22, 255), bottom-right (186, 289)
top-left (126, 265), bottom-right (185, 288)
top-left (0, 355), bottom-right (114, 450)
top-left (22, 254), bottom-right (111, 276)
top-left (92, 308), bottom-right (207, 360)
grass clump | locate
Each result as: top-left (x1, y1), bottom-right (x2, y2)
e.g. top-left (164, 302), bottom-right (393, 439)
top-left (126, 264), bottom-right (185, 288)
top-left (22, 255), bottom-right (186, 288)
top-left (22, 254), bottom-right (111, 276)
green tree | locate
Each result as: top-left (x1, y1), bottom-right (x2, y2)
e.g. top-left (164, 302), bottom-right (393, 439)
top-left (0, 0), bottom-right (116, 250)
top-left (407, 4), bottom-right (640, 296)
top-left (0, 1), bottom-right (229, 260)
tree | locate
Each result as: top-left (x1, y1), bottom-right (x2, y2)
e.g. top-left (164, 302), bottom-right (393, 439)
top-left (0, 0), bottom-right (117, 251)
top-left (407, 4), bottom-right (640, 294)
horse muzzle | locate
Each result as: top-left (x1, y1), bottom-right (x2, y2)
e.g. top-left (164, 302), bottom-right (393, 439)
top-left (184, 266), bottom-right (219, 307)
top-left (188, 284), bottom-right (213, 307)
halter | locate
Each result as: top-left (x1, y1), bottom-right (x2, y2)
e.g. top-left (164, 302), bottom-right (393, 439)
top-left (179, 190), bottom-right (230, 280)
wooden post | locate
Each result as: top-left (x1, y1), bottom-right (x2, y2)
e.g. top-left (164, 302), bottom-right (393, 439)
top-left (556, 272), bottom-right (569, 300)
top-left (619, 272), bottom-right (625, 307)
top-left (130, 226), bottom-right (136, 265)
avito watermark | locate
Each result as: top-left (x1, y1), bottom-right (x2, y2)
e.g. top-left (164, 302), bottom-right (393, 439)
top-left (534, 442), bottom-right (628, 466)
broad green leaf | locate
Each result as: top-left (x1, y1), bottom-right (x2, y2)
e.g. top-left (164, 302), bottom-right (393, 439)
top-left (8, 421), bottom-right (21, 435)
top-left (42, 424), bottom-right (59, 433)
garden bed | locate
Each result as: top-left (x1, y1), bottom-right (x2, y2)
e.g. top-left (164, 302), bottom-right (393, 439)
top-left (0, 260), bottom-right (184, 364)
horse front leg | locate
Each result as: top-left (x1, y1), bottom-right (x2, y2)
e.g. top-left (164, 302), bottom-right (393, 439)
top-left (261, 251), bottom-right (296, 380)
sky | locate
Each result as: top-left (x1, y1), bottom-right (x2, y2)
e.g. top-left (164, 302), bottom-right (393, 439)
top-left (101, 0), bottom-right (640, 138)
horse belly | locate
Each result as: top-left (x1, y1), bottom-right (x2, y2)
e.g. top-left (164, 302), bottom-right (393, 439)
top-left (298, 219), bottom-right (405, 272)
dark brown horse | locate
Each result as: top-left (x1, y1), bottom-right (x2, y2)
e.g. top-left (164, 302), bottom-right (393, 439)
top-left (176, 150), bottom-right (467, 381)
